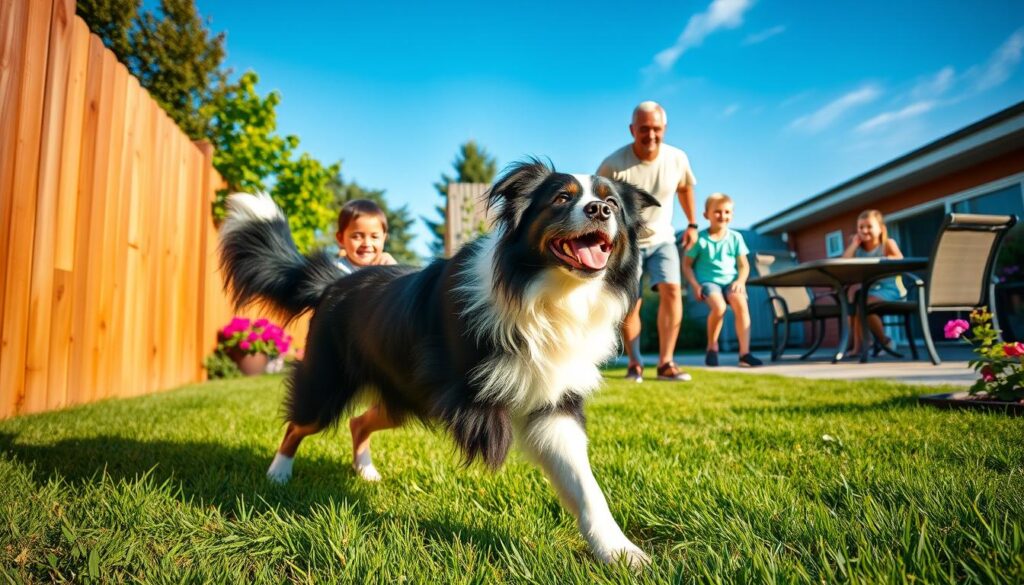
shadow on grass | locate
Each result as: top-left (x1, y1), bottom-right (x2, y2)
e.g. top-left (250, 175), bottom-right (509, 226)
top-left (726, 394), bottom-right (920, 417)
top-left (0, 432), bottom-right (357, 513)
top-left (0, 431), bottom-right (519, 555)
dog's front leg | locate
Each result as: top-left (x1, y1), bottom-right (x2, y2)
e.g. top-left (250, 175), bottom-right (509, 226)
top-left (515, 412), bottom-right (649, 567)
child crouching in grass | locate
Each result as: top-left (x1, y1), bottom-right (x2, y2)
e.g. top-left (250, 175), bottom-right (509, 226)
top-left (683, 193), bottom-right (763, 367)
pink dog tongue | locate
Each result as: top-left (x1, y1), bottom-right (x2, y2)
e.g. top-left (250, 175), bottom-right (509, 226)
top-left (571, 239), bottom-right (610, 270)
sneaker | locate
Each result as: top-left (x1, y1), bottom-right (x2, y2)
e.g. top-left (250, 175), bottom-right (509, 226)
top-left (738, 353), bottom-right (764, 367)
top-left (657, 362), bottom-right (692, 381)
top-left (625, 364), bottom-right (643, 383)
top-left (705, 350), bottom-right (719, 367)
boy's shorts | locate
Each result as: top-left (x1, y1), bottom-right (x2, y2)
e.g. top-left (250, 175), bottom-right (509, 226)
top-left (638, 241), bottom-right (681, 293)
top-left (700, 281), bottom-right (744, 304)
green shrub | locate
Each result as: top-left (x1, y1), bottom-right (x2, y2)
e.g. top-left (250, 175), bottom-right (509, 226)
top-left (203, 350), bottom-right (241, 380)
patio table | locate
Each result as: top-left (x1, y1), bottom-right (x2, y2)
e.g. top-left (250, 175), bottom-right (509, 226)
top-left (748, 257), bottom-right (928, 363)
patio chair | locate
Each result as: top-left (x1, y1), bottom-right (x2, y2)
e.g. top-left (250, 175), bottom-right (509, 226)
top-left (754, 251), bottom-right (843, 361)
top-left (865, 213), bottom-right (1018, 365)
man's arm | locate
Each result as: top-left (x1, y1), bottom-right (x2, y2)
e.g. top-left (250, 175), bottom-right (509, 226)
top-left (683, 255), bottom-right (703, 301)
top-left (678, 181), bottom-right (697, 249)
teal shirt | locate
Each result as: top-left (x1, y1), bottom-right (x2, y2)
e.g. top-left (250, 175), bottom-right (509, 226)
top-left (685, 228), bottom-right (749, 286)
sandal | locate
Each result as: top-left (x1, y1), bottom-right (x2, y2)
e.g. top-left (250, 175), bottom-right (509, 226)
top-left (657, 362), bottom-right (692, 381)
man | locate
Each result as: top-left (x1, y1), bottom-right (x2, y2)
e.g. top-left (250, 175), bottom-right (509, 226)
top-left (598, 101), bottom-right (698, 382)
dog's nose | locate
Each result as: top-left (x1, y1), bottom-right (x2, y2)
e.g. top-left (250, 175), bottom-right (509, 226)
top-left (584, 201), bottom-right (612, 221)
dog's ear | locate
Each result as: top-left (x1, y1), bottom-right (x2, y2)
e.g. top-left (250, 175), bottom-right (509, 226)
top-left (632, 186), bottom-right (660, 210)
top-left (486, 158), bottom-right (553, 229)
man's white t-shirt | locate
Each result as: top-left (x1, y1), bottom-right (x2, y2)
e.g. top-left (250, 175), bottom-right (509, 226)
top-left (597, 143), bottom-right (696, 248)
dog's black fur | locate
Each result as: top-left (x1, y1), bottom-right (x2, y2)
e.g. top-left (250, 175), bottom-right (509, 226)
top-left (219, 159), bottom-right (658, 469)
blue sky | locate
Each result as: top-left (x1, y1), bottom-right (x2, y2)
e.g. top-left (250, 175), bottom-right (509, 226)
top-left (198, 0), bottom-right (1024, 258)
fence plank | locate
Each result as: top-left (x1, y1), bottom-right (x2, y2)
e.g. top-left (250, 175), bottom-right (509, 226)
top-left (121, 77), bottom-right (148, 396)
top-left (24, 0), bottom-right (75, 414)
top-left (0, 0), bottom-right (53, 418)
top-left (100, 62), bottom-right (133, 400)
top-left (0, 0), bottom-right (29, 327)
top-left (66, 33), bottom-right (106, 409)
top-left (46, 17), bottom-right (91, 410)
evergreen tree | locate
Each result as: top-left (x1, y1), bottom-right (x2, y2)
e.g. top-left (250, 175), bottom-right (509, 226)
top-left (77, 0), bottom-right (227, 139)
top-left (424, 141), bottom-right (497, 257)
top-left (327, 175), bottom-right (419, 265)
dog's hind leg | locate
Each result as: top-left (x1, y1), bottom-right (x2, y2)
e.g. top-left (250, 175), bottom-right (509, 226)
top-left (348, 403), bottom-right (397, 482)
top-left (515, 409), bottom-right (650, 568)
top-left (267, 422), bottom-right (322, 484)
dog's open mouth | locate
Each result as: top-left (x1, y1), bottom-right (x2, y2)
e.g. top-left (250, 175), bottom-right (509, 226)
top-left (549, 231), bottom-right (613, 271)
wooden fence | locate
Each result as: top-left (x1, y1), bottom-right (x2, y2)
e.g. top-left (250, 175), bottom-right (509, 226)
top-left (444, 182), bottom-right (493, 257)
top-left (0, 0), bottom-right (307, 419)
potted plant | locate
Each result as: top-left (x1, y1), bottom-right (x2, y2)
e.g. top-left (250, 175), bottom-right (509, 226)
top-left (209, 316), bottom-right (292, 377)
top-left (919, 308), bottom-right (1023, 414)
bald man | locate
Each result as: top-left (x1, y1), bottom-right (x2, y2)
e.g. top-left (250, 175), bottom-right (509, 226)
top-left (597, 101), bottom-right (698, 383)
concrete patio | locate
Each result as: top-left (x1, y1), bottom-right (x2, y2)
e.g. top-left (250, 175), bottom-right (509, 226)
top-left (616, 344), bottom-right (976, 387)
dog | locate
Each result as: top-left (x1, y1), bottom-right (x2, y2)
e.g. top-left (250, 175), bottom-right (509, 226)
top-left (219, 159), bottom-right (659, 566)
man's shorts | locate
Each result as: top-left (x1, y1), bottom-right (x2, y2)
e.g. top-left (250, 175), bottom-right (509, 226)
top-left (638, 241), bottom-right (682, 293)
top-left (700, 281), bottom-right (742, 304)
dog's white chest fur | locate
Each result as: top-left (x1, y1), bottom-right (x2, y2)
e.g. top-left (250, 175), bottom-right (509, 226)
top-left (459, 235), bottom-right (629, 413)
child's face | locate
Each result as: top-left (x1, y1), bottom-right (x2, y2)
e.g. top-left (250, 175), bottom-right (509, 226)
top-left (856, 217), bottom-right (882, 244)
top-left (704, 201), bottom-right (733, 229)
top-left (337, 215), bottom-right (387, 267)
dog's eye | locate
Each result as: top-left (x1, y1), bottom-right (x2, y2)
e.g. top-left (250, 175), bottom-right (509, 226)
top-left (605, 197), bottom-right (619, 210)
top-left (554, 192), bottom-right (571, 204)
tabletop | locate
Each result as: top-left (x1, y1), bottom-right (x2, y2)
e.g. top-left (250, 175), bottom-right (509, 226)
top-left (748, 257), bottom-right (929, 288)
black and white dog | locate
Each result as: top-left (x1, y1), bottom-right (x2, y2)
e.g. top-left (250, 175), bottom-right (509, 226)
top-left (219, 160), bottom-right (658, 565)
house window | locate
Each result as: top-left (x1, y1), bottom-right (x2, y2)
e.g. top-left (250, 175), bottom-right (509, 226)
top-left (825, 230), bottom-right (844, 257)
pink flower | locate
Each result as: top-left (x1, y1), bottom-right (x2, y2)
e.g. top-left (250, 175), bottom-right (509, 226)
top-left (247, 332), bottom-right (259, 342)
top-left (980, 365), bottom-right (996, 382)
top-left (239, 340), bottom-right (251, 351)
top-left (254, 318), bottom-right (269, 328)
top-left (944, 319), bottom-right (970, 339)
top-left (1003, 342), bottom-right (1024, 357)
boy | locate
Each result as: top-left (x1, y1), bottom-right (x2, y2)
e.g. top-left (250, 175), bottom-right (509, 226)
top-left (683, 193), bottom-right (763, 367)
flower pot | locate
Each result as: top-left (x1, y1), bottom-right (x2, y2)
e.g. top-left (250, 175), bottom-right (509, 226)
top-left (229, 350), bottom-right (269, 376)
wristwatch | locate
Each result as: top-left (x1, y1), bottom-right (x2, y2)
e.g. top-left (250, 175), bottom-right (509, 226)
top-left (687, 223), bottom-right (698, 230)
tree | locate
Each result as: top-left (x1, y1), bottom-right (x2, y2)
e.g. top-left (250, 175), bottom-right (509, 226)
top-left (77, 0), bottom-right (227, 139)
top-left (328, 175), bottom-right (419, 265)
top-left (424, 141), bottom-right (497, 257)
top-left (203, 72), bottom-right (295, 216)
top-left (76, 0), bottom-right (138, 58)
top-left (203, 72), bottom-right (339, 254)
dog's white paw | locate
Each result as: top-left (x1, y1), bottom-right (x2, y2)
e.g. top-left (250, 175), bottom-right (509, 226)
top-left (267, 453), bottom-right (294, 484)
top-left (612, 544), bottom-right (651, 569)
top-left (593, 541), bottom-right (651, 569)
top-left (353, 463), bottom-right (382, 482)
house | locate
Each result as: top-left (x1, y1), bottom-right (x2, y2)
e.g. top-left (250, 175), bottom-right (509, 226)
top-left (751, 100), bottom-right (1024, 344)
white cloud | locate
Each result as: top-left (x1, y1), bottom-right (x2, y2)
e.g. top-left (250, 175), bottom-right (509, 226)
top-left (910, 66), bottom-right (955, 100)
top-left (779, 90), bottom-right (812, 108)
top-left (971, 27), bottom-right (1024, 92)
top-left (652, 0), bottom-right (755, 71)
top-left (743, 25), bottom-right (786, 46)
top-left (855, 101), bottom-right (936, 133)
top-left (722, 104), bottom-right (740, 117)
top-left (788, 85), bottom-right (882, 133)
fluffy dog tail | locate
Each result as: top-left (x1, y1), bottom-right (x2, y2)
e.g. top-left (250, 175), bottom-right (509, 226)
top-left (219, 192), bottom-right (341, 321)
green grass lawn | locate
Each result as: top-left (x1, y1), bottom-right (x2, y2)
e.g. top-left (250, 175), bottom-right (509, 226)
top-left (2, 370), bottom-right (1022, 583)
